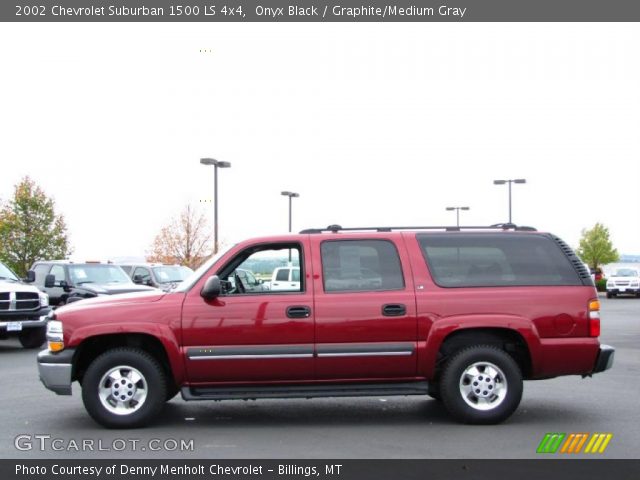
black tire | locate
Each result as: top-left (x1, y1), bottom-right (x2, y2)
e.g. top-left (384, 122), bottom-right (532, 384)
top-left (81, 348), bottom-right (167, 428)
top-left (18, 328), bottom-right (46, 349)
top-left (606, 292), bottom-right (613, 299)
top-left (427, 381), bottom-right (442, 401)
top-left (440, 345), bottom-right (523, 425)
top-left (165, 384), bottom-right (180, 401)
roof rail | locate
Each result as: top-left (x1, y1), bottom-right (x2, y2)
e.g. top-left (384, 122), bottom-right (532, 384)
top-left (299, 224), bottom-right (537, 234)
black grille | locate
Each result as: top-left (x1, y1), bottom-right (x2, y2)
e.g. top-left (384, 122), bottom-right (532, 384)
top-left (0, 291), bottom-right (40, 311)
top-left (549, 234), bottom-right (593, 286)
top-left (0, 293), bottom-right (9, 311)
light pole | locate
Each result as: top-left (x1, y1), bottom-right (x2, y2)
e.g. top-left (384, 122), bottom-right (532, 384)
top-left (493, 178), bottom-right (526, 224)
top-left (281, 191), bottom-right (300, 233)
top-left (200, 158), bottom-right (231, 254)
top-left (281, 191), bottom-right (299, 264)
top-left (445, 206), bottom-right (469, 227)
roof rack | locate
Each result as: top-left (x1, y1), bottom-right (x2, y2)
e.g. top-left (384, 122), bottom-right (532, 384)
top-left (299, 223), bottom-right (537, 234)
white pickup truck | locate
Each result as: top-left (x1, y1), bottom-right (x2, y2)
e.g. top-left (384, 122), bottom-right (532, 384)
top-left (606, 267), bottom-right (640, 298)
top-left (270, 266), bottom-right (300, 291)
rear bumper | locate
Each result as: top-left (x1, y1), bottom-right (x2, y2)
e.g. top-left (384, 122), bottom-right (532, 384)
top-left (592, 344), bottom-right (615, 374)
top-left (37, 348), bottom-right (75, 395)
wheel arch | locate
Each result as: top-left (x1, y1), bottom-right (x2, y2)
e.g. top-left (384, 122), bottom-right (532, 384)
top-left (72, 333), bottom-right (181, 390)
top-left (423, 321), bottom-right (535, 380)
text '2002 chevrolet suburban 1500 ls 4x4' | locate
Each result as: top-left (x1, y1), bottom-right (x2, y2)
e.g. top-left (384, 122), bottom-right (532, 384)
top-left (37, 224), bottom-right (614, 428)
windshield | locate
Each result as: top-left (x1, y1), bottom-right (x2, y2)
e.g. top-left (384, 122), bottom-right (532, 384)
top-left (0, 262), bottom-right (19, 281)
top-left (152, 265), bottom-right (194, 283)
top-left (614, 268), bottom-right (640, 277)
top-left (174, 245), bottom-right (235, 293)
top-left (69, 265), bottom-right (132, 285)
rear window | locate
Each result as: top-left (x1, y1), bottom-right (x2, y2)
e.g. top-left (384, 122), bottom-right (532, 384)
top-left (275, 269), bottom-right (289, 281)
top-left (418, 234), bottom-right (582, 287)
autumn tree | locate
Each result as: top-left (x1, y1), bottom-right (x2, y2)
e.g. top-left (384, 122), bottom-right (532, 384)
top-left (576, 223), bottom-right (619, 270)
top-left (0, 177), bottom-right (72, 277)
top-left (147, 204), bottom-right (212, 269)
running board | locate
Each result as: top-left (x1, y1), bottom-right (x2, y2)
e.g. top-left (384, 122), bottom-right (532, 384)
top-left (181, 381), bottom-right (430, 401)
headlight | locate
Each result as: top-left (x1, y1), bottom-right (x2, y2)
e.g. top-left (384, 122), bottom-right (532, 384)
top-left (46, 320), bottom-right (64, 352)
top-left (606, 281), bottom-right (614, 287)
top-left (39, 292), bottom-right (49, 307)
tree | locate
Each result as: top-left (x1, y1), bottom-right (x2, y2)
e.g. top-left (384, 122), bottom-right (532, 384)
top-left (0, 177), bottom-right (72, 277)
top-left (576, 223), bottom-right (619, 270)
top-left (147, 204), bottom-right (212, 269)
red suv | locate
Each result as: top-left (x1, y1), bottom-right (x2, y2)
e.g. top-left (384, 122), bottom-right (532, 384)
top-left (37, 224), bottom-right (614, 428)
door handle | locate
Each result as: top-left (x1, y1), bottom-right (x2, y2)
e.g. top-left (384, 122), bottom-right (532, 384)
top-left (286, 306), bottom-right (311, 318)
top-left (382, 304), bottom-right (406, 316)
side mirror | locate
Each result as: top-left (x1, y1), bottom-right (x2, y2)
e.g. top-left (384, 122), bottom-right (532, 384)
top-left (146, 279), bottom-right (154, 287)
top-left (200, 275), bottom-right (221, 300)
top-left (133, 275), bottom-right (143, 284)
top-left (25, 270), bottom-right (36, 283)
top-left (44, 274), bottom-right (55, 288)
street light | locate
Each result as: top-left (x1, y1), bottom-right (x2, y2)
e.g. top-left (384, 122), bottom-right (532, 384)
top-left (200, 158), bottom-right (231, 254)
top-left (493, 178), bottom-right (526, 224)
top-left (280, 191), bottom-right (300, 233)
top-left (445, 206), bottom-right (470, 227)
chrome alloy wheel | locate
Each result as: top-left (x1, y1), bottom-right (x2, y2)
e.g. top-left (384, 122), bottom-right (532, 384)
top-left (98, 365), bottom-right (148, 415)
top-left (459, 361), bottom-right (508, 411)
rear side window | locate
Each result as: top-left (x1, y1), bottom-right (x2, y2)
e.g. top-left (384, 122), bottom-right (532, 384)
top-left (321, 240), bottom-right (404, 292)
top-left (418, 234), bottom-right (582, 287)
top-left (275, 269), bottom-right (289, 281)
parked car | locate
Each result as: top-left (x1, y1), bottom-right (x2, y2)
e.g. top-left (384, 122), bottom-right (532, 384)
top-left (270, 266), bottom-right (300, 291)
top-left (37, 224), bottom-right (613, 428)
top-left (0, 261), bottom-right (50, 348)
top-left (30, 261), bottom-right (157, 306)
top-left (120, 263), bottom-right (194, 290)
top-left (606, 267), bottom-right (640, 298)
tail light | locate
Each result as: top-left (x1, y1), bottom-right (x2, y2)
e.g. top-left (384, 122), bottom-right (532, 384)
top-left (588, 299), bottom-right (600, 337)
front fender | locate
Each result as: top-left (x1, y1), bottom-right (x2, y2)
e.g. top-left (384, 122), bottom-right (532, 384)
top-left (68, 323), bottom-right (185, 385)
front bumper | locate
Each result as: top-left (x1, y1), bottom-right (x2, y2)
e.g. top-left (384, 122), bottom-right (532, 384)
top-left (37, 348), bottom-right (75, 395)
top-left (592, 344), bottom-right (615, 374)
top-left (0, 310), bottom-right (50, 332)
top-left (607, 287), bottom-right (640, 295)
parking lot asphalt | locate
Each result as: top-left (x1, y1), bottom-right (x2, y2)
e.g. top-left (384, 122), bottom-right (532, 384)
top-left (1, 297), bottom-right (638, 459)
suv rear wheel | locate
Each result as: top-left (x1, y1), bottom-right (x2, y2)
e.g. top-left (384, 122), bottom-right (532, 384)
top-left (440, 345), bottom-right (523, 424)
top-left (81, 348), bottom-right (166, 428)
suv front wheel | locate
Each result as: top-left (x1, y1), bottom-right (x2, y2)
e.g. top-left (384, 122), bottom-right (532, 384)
top-left (440, 345), bottom-right (523, 424)
top-left (18, 328), bottom-right (46, 349)
top-left (81, 348), bottom-right (167, 428)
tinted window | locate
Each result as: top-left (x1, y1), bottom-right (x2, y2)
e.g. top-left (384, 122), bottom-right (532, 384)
top-left (275, 269), bottom-right (289, 281)
top-left (133, 267), bottom-right (151, 283)
top-left (418, 234), bottom-right (582, 287)
top-left (321, 240), bottom-right (404, 292)
top-left (120, 266), bottom-right (133, 275)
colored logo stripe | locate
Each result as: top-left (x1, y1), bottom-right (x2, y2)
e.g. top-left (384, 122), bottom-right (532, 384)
top-left (584, 433), bottom-right (613, 454)
top-left (537, 433), bottom-right (613, 454)
top-left (560, 433), bottom-right (589, 454)
top-left (537, 433), bottom-right (566, 453)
